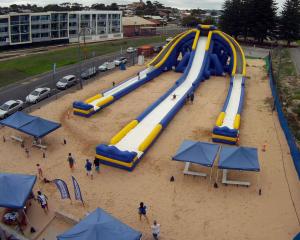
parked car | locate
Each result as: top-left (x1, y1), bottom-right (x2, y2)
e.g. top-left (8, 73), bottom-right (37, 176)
top-left (26, 87), bottom-right (51, 104)
top-left (81, 67), bottom-right (97, 80)
top-left (56, 75), bottom-right (77, 90)
top-left (114, 57), bottom-right (128, 66)
top-left (153, 45), bottom-right (163, 53)
top-left (98, 62), bottom-right (115, 72)
top-left (126, 47), bottom-right (136, 53)
top-left (0, 100), bottom-right (24, 119)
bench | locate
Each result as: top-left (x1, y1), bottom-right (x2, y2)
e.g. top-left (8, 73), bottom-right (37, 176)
top-left (32, 142), bottom-right (47, 150)
top-left (10, 135), bottom-right (24, 143)
top-left (183, 162), bottom-right (207, 177)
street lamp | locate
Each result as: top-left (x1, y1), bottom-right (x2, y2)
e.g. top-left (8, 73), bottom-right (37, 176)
top-left (77, 26), bottom-right (91, 89)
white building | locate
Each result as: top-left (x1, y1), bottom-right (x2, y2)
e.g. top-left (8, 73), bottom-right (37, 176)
top-left (0, 10), bottom-right (123, 47)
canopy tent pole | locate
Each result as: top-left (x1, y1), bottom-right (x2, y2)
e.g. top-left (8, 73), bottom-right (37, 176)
top-left (214, 169), bottom-right (219, 188)
top-left (209, 167), bottom-right (213, 183)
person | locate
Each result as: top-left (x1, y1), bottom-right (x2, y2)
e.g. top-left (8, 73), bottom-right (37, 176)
top-left (138, 202), bottom-right (149, 221)
top-left (36, 164), bottom-right (43, 179)
top-left (94, 157), bottom-right (100, 174)
top-left (37, 191), bottom-right (48, 213)
top-left (85, 159), bottom-right (93, 179)
top-left (172, 94), bottom-right (176, 100)
top-left (190, 92), bottom-right (194, 103)
top-left (186, 93), bottom-right (190, 104)
top-left (112, 81), bottom-right (115, 87)
top-left (67, 153), bottom-right (75, 170)
top-left (151, 220), bottom-right (160, 240)
top-left (25, 148), bottom-right (29, 158)
top-left (137, 72), bottom-right (140, 80)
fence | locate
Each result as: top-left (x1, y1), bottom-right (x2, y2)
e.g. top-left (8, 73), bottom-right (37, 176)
top-left (267, 52), bottom-right (300, 179)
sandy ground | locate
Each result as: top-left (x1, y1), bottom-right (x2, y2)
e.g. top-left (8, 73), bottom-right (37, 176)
top-left (1, 60), bottom-right (300, 240)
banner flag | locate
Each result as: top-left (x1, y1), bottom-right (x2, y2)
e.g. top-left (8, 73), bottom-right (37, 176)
top-left (53, 179), bottom-right (71, 199)
top-left (72, 176), bottom-right (84, 203)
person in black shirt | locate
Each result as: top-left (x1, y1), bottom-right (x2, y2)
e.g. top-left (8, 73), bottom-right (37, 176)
top-left (94, 157), bottom-right (100, 174)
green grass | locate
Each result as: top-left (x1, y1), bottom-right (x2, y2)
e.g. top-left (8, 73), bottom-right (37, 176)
top-left (297, 40), bottom-right (300, 46)
top-left (0, 36), bottom-right (166, 88)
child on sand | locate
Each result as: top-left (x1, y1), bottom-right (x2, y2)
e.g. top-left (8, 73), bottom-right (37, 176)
top-left (67, 153), bottom-right (75, 170)
top-left (37, 191), bottom-right (48, 213)
top-left (151, 220), bottom-right (160, 240)
top-left (138, 202), bottom-right (149, 222)
top-left (85, 159), bottom-right (93, 179)
top-left (36, 164), bottom-right (43, 179)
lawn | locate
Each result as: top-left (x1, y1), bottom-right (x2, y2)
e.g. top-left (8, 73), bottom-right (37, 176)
top-left (297, 40), bottom-right (300, 46)
top-left (0, 36), bottom-right (166, 88)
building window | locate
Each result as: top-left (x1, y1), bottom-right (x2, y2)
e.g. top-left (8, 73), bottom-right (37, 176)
top-left (21, 34), bottom-right (29, 42)
top-left (31, 16), bottom-right (40, 21)
top-left (11, 25), bottom-right (19, 34)
top-left (41, 32), bottom-right (49, 38)
top-left (0, 27), bottom-right (8, 33)
top-left (11, 34), bottom-right (20, 43)
top-left (32, 33), bottom-right (40, 38)
top-left (40, 15), bottom-right (50, 21)
top-left (69, 30), bottom-right (77, 35)
top-left (0, 18), bottom-right (8, 24)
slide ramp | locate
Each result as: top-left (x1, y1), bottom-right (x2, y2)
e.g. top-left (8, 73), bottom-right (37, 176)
top-left (72, 31), bottom-right (195, 117)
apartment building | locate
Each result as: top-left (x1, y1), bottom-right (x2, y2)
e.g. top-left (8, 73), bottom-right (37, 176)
top-left (0, 10), bottom-right (123, 47)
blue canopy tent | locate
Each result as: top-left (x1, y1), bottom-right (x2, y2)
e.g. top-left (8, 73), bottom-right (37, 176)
top-left (0, 173), bottom-right (36, 209)
top-left (294, 232), bottom-right (300, 240)
top-left (0, 111), bottom-right (37, 130)
top-left (57, 208), bottom-right (142, 240)
top-left (218, 146), bottom-right (260, 186)
top-left (172, 140), bottom-right (220, 178)
top-left (0, 112), bottom-right (61, 147)
top-left (18, 118), bottom-right (61, 138)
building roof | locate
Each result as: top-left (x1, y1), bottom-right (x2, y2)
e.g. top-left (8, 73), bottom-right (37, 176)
top-left (123, 16), bottom-right (155, 26)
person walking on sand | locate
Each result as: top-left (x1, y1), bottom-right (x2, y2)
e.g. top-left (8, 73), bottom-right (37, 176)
top-left (137, 72), bottom-right (140, 80)
top-left (37, 191), bottom-right (48, 213)
top-left (151, 220), bottom-right (160, 240)
top-left (85, 159), bottom-right (93, 179)
top-left (36, 164), bottom-right (43, 179)
top-left (67, 153), bottom-right (75, 170)
top-left (138, 202), bottom-right (149, 222)
top-left (190, 92), bottom-right (194, 103)
top-left (94, 157), bottom-right (100, 174)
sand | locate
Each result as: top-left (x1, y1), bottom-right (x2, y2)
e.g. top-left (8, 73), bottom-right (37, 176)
top-left (1, 59), bottom-right (300, 240)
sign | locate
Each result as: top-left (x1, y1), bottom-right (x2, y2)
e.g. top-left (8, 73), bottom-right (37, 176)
top-left (72, 176), bottom-right (84, 204)
top-left (53, 179), bottom-right (71, 199)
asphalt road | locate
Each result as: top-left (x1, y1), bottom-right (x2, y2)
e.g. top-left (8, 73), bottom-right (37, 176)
top-left (290, 47), bottom-right (300, 75)
top-left (0, 50), bottom-right (139, 105)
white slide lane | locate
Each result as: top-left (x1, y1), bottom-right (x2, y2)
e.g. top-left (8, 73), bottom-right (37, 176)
top-left (220, 74), bottom-right (243, 129)
top-left (89, 68), bottom-right (151, 111)
top-left (115, 37), bottom-right (208, 156)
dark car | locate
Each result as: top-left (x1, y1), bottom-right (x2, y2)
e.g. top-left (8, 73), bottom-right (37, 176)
top-left (153, 45), bottom-right (163, 53)
top-left (81, 67), bottom-right (97, 80)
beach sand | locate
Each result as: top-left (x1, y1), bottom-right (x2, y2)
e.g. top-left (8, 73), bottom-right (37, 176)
top-left (1, 59), bottom-right (300, 239)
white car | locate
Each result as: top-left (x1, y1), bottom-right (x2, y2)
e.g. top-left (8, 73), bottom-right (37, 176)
top-left (26, 87), bottom-right (51, 104)
top-left (98, 62), bottom-right (115, 72)
top-left (126, 47), bottom-right (136, 53)
top-left (0, 100), bottom-right (24, 119)
top-left (166, 37), bottom-right (173, 43)
top-left (114, 57), bottom-right (128, 66)
top-left (56, 75), bottom-right (77, 90)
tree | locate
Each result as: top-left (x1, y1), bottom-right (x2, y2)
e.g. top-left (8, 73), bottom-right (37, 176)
top-left (219, 0), bottom-right (244, 38)
top-left (279, 0), bottom-right (300, 46)
top-left (181, 16), bottom-right (201, 27)
top-left (107, 3), bottom-right (119, 10)
top-left (248, 0), bottom-right (278, 43)
top-left (91, 3), bottom-right (106, 10)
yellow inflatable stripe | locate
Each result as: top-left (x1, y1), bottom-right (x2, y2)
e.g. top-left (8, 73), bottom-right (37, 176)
top-left (138, 124), bottom-right (163, 152)
top-left (213, 30), bottom-right (237, 76)
top-left (212, 134), bottom-right (237, 142)
top-left (152, 29), bottom-right (197, 69)
top-left (96, 154), bottom-right (137, 168)
top-left (192, 30), bottom-right (200, 50)
top-left (85, 94), bottom-right (102, 104)
top-left (73, 108), bottom-right (93, 114)
top-left (110, 120), bottom-right (139, 145)
top-left (96, 95), bottom-right (114, 107)
top-left (224, 33), bottom-right (246, 76)
top-left (233, 114), bottom-right (241, 130)
top-left (216, 112), bottom-right (225, 126)
top-left (205, 31), bottom-right (213, 51)
top-left (147, 32), bottom-right (185, 66)
top-left (200, 24), bottom-right (211, 29)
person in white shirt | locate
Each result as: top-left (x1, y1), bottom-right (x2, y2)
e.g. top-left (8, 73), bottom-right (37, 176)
top-left (37, 191), bottom-right (48, 213)
top-left (151, 220), bottom-right (160, 239)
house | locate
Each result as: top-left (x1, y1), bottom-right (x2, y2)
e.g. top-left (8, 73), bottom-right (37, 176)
top-left (123, 16), bottom-right (156, 37)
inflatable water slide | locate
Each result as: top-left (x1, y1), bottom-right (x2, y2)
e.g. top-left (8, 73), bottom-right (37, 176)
top-left (212, 33), bottom-right (246, 144)
top-left (72, 30), bottom-right (198, 117)
top-left (94, 25), bottom-right (246, 171)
